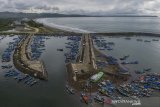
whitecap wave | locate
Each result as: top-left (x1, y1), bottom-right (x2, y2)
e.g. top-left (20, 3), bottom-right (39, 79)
top-left (36, 18), bottom-right (93, 33)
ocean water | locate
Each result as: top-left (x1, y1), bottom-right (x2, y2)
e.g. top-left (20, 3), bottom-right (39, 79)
top-left (37, 17), bottom-right (160, 33)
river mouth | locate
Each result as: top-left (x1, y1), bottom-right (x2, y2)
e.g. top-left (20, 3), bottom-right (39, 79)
top-left (0, 33), bottom-right (160, 107)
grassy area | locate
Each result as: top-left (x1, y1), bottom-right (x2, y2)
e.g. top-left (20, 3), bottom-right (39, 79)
top-left (0, 19), bottom-right (14, 31)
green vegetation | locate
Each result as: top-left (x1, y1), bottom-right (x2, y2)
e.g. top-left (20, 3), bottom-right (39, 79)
top-left (27, 20), bottom-right (43, 28)
top-left (0, 19), bottom-right (14, 31)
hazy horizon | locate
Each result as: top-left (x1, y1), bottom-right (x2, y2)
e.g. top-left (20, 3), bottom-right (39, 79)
top-left (0, 0), bottom-right (160, 16)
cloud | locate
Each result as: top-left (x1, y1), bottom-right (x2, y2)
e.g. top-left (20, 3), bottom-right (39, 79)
top-left (0, 0), bottom-right (159, 15)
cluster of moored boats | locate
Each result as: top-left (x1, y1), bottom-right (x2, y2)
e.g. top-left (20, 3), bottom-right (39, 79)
top-left (135, 73), bottom-right (160, 90)
top-left (4, 69), bottom-right (38, 86)
top-left (124, 36), bottom-right (159, 43)
top-left (96, 54), bottom-right (119, 69)
top-left (117, 82), bottom-right (153, 97)
top-left (119, 55), bottom-right (139, 65)
top-left (2, 36), bottom-right (23, 62)
top-left (96, 54), bottom-right (130, 74)
top-left (64, 36), bottom-right (81, 63)
top-left (65, 71), bottom-right (160, 104)
top-left (30, 36), bottom-right (46, 60)
top-left (98, 80), bottom-right (118, 99)
top-left (92, 36), bottom-right (114, 51)
top-left (1, 36), bottom-right (41, 87)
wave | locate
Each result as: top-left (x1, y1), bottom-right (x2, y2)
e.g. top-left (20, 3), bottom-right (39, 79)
top-left (36, 18), bottom-right (93, 33)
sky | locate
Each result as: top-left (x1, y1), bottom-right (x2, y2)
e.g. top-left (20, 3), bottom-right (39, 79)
top-left (0, 0), bottom-right (160, 16)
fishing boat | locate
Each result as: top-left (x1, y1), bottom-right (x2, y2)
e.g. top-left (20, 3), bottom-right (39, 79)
top-left (26, 79), bottom-right (35, 85)
top-left (4, 70), bottom-right (20, 77)
top-left (144, 40), bottom-right (151, 42)
top-left (135, 68), bottom-right (151, 74)
top-left (1, 65), bottom-right (12, 69)
top-left (57, 49), bottom-right (63, 51)
top-left (152, 39), bottom-right (159, 41)
top-left (90, 72), bottom-right (104, 82)
top-left (65, 84), bottom-right (75, 95)
top-left (24, 77), bottom-right (33, 84)
top-left (125, 37), bottom-right (131, 40)
top-left (80, 93), bottom-right (91, 104)
top-left (120, 55), bottom-right (129, 60)
top-left (121, 61), bottom-right (138, 64)
top-left (135, 70), bottom-right (145, 74)
top-left (107, 48), bottom-right (113, 51)
top-left (117, 87), bottom-right (130, 97)
top-left (144, 68), bottom-right (151, 72)
top-left (98, 89), bottom-right (113, 98)
top-left (94, 95), bottom-right (104, 103)
top-left (137, 39), bottom-right (143, 41)
top-left (30, 80), bottom-right (38, 86)
top-left (121, 61), bottom-right (129, 64)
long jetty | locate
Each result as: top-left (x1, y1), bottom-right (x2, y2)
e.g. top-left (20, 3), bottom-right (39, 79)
top-left (13, 34), bottom-right (48, 80)
top-left (67, 34), bottom-right (97, 81)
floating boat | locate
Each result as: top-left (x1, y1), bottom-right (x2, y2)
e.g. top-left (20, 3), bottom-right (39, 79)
top-left (135, 70), bottom-right (145, 74)
top-left (17, 74), bottom-right (30, 82)
top-left (57, 49), bottom-right (63, 51)
top-left (1, 65), bottom-right (12, 69)
top-left (30, 80), bottom-right (38, 86)
top-left (117, 87), bottom-right (130, 97)
top-left (152, 39), bottom-right (159, 41)
top-left (121, 61), bottom-right (138, 64)
top-left (99, 48), bottom-right (105, 50)
top-left (94, 95), bottom-right (104, 103)
top-left (24, 77), bottom-right (33, 84)
top-left (144, 68), bottom-right (151, 72)
top-left (90, 72), bottom-right (104, 82)
top-left (65, 84), bottom-right (75, 95)
top-left (107, 48), bottom-right (113, 51)
top-left (98, 89), bottom-right (112, 98)
top-left (137, 39), bottom-right (143, 41)
top-left (26, 79), bottom-right (35, 85)
top-left (4, 69), bottom-right (20, 77)
top-left (135, 68), bottom-right (151, 74)
top-left (144, 40), bottom-right (151, 42)
top-left (125, 37), bottom-right (131, 40)
top-left (120, 55), bottom-right (129, 60)
top-left (80, 92), bottom-right (91, 104)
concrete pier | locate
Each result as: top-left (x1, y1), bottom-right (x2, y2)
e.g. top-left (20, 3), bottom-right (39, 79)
top-left (13, 34), bottom-right (48, 80)
top-left (67, 34), bottom-right (97, 82)
top-left (67, 33), bottom-right (129, 89)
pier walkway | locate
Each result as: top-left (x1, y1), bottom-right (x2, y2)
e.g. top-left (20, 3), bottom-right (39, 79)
top-left (13, 34), bottom-right (48, 80)
top-left (67, 34), bottom-right (97, 81)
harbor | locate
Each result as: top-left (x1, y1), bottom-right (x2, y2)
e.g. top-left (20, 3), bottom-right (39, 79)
top-left (64, 33), bottom-right (160, 106)
top-left (1, 0), bottom-right (160, 106)
top-left (0, 33), bottom-right (160, 107)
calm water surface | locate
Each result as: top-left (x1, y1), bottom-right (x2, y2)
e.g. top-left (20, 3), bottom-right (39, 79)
top-left (0, 35), bottom-right (160, 107)
top-left (0, 36), bottom-right (87, 107)
top-left (1, 17), bottom-right (160, 107)
top-left (37, 17), bottom-right (160, 33)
